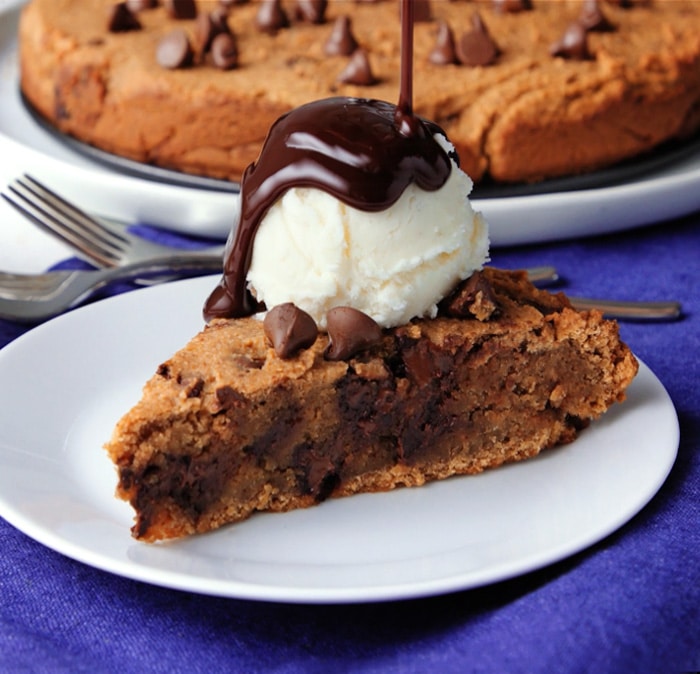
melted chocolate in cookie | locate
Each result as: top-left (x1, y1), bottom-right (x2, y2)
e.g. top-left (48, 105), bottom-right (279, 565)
top-left (203, 0), bottom-right (452, 321)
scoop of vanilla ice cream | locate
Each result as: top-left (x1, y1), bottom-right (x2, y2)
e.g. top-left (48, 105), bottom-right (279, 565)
top-left (246, 138), bottom-right (489, 330)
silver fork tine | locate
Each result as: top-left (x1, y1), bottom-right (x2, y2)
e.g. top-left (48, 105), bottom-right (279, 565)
top-left (3, 175), bottom-right (227, 268)
top-left (0, 271), bottom-right (70, 295)
top-left (0, 257), bottom-right (223, 322)
top-left (3, 176), bottom-right (124, 267)
top-left (2, 188), bottom-right (118, 267)
top-left (22, 175), bottom-right (128, 248)
top-left (0, 269), bottom-right (112, 321)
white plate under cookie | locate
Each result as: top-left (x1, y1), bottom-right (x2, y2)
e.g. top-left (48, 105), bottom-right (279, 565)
top-left (2, 0), bottom-right (699, 245)
top-left (0, 275), bottom-right (679, 603)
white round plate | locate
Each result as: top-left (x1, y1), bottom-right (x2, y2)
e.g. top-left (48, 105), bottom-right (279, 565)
top-left (0, 276), bottom-right (679, 603)
top-left (2, 0), bottom-right (700, 245)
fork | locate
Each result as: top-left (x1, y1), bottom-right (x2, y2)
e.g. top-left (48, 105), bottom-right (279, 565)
top-left (0, 256), bottom-right (224, 323)
top-left (2, 174), bottom-right (225, 267)
top-left (0, 262), bottom-right (681, 324)
top-left (0, 265), bottom-right (555, 323)
top-left (0, 176), bottom-right (681, 323)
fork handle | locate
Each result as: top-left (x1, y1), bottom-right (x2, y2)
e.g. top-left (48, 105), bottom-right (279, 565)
top-left (569, 296), bottom-right (682, 321)
top-left (51, 257), bottom-right (222, 309)
top-left (86, 255), bottom-right (222, 285)
top-left (55, 263), bottom-right (686, 322)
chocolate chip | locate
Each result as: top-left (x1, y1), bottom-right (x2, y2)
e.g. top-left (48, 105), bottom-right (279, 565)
top-left (186, 378), bottom-right (205, 398)
top-left (429, 20), bottom-right (457, 65)
top-left (295, 0), bottom-right (328, 24)
top-left (156, 29), bottom-right (194, 69)
top-left (156, 363), bottom-right (171, 379)
top-left (232, 355), bottom-right (264, 370)
top-left (456, 13), bottom-right (499, 67)
top-left (307, 466), bottom-right (339, 502)
top-left (210, 32), bottom-right (239, 70)
top-left (256, 0), bottom-right (290, 34)
top-left (195, 8), bottom-right (230, 54)
top-left (550, 22), bottom-right (591, 60)
top-left (337, 49), bottom-right (376, 85)
top-left (108, 3), bottom-right (141, 32)
top-left (439, 271), bottom-right (497, 321)
top-left (493, 0), bottom-right (532, 12)
top-left (126, 0), bottom-right (158, 12)
top-left (264, 303), bottom-right (318, 359)
top-left (325, 307), bottom-right (382, 361)
top-left (215, 385), bottom-right (246, 411)
top-left (578, 0), bottom-right (615, 32)
top-left (163, 0), bottom-right (197, 20)
top-left (324, 16), bottom-right (359, 56)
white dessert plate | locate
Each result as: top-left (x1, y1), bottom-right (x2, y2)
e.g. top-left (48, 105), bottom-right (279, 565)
top-left (0, 276), bottom-right (679, 604)
top-left (2, 1), bottom-right (700, 246)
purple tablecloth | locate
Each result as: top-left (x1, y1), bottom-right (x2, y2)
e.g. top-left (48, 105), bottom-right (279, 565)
top-left (1, 213), bottom-right (699, 672)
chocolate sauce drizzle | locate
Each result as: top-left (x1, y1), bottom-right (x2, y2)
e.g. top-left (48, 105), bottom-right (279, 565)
top-left (203, 0), bottom-right (452, 321)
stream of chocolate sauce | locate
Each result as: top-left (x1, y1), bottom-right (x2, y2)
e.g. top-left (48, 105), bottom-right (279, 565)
top-left (203, 0), bottom-right (452, 321)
